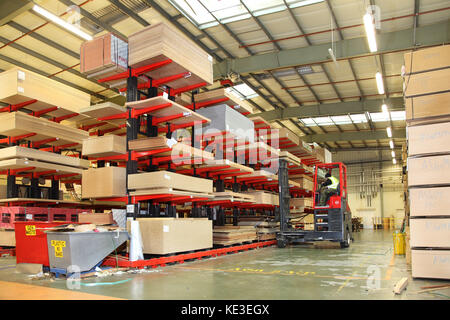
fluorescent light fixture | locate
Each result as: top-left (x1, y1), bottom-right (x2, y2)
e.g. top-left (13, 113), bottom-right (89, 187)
top-left (392, 158), bottom-right (397, 164)
top-left (289, 0), bottom-right (325, 9)
top-left (381, 104), bottom-right (388, 114)
top-left (386, 126), bottom-right (392, 137)
top-left (32, 5), bottom-right (93, 41)
top-left (375, 72), bottom-right (384, 94)
top-left (363, 12), bottom-right (377, 52)
top-left (297, 66), bottom-right (314, 75)
top-left (391, 151), bottom-right (395, 158)
top-left (389, 140), bottom-right (394, 149)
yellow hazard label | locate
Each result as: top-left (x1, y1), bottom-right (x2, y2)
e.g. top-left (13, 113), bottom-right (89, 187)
top-left (25, 225), bottom-right (36, 236)
top-left (51, 240), bottom-right (66, 258)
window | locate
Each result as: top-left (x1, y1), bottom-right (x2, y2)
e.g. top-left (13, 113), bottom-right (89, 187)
top-left (370, 112), bottom-right (390, 122)
top-left (169, 0), bottom-right (325, 29)
top-left (313, 116), bottom-right (333, 126)
top-left (331, 115), bottom-right (352, 125)
top-left (390, 111), bottom-right (406, 121)
top-left (227, 83), bottom-right (258, 99)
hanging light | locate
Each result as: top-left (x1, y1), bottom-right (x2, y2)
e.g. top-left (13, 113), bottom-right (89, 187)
top-left (389, 140), bottom-right (394, 149)
top-left (32, 4), bottom-right (93, 41)
top-left (363, 12), bottom-right (377, 52)
top-left (376, 72), bottom-right (384, 94)
top-left (382, 104), bottom-right (389, 114)
top-left (391, 150), bottom-right (395, 158)
top-left (386, 126), bottom-right (392, 138)
top-left (393, 158), bottom-right (397, 164)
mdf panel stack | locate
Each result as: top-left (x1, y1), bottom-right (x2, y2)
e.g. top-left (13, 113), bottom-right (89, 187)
top-left (128, 218), bottom-right (213, 255)
top-left (128, 22), bottom-right (213, 89)
top-left (404, 45), bottom-right (450, 280)
top-left (0, 67), bottom-right (91, 114)
top-left (81, 167), bottom-right (127, 199)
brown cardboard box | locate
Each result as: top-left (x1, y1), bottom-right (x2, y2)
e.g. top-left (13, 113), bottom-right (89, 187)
top-left (408, 122), bottom-right (450, 156)
top-left (409, 187), bottom-right (450, 217)
top-left (128, 218), bottom-right (213, 254)
top-left (80, 33), bottom-right (128, 76)
top-left (412, 249), bottom-right (450, 279)
top-left (128, 171), bottom-right (213, 194)
top-left (82, 167), bottom-right (126, 199)
top-left (82, 135), bottom-right (126, 157)
top-left (407, 155), bottom-right (450, 187)
top-left (405, 91), bottom-right (450, 125)
top-left (78, 212), bottom-right (114, 225)
top-left (404, 45), bottom-right (450, 74)
top-left (404, 68), bottom-right (450, 98)
top-left (410, 218), bottom-right (450, 248)
top-left (0, 230), bottom-right (15, 246)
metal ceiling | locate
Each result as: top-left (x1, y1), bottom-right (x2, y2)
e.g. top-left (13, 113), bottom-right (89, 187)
top-left (0, 0), bottom-right (448, 151)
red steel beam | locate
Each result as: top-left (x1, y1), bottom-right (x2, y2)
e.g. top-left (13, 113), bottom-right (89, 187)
top-left (0, 99), bottom-right (38, 113)
top-left (169, 82), bottom-right (207, 96)
top-left (98, 59), bottom-right (173, 83)
top-left (52, 113), bottom-right (79, 122)
top-left (30, 106), bottom-right (58, 117)
top-left (0, 133), bottom-right (36, 144)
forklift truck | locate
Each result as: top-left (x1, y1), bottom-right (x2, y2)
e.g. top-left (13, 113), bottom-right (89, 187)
top-left (277, 162), bottom-right (353, 248)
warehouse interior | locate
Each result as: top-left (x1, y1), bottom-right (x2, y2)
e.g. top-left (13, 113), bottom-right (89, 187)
top-left (0, 0), bottom-right (449, 301)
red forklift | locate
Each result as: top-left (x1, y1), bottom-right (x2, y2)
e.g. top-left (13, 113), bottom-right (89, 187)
top-left (277, 162), bottom-right (353, 248)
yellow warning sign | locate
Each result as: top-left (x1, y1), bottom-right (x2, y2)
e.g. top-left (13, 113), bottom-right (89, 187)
top-left (25, 225), bottom-right (36, 236)
top-left (51, 240), bottom-right (66, 258)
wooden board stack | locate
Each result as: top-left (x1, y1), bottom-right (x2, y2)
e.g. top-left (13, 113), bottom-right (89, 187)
top-left (194, 88), bottom-right (254, 115)
top-left (128, 22), bottom-right (213, 89)
top-left (238, 220), bottom-right (279, 241)
top-left (213, 226), bottom-right (257, 245)
top-left (404, 45), bottom-right (450, 280)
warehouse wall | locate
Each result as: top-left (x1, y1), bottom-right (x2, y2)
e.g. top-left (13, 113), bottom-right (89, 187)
top-left (332, 150), bottom-right (405, 230)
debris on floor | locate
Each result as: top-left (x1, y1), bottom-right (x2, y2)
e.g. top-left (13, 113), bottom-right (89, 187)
top-left (393, 277), bottom-right (408, 294)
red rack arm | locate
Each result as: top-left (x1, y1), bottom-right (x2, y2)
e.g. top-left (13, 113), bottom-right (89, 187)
top-left (81, 122), bottom-right (108, 131)
top-left (0, 133), bottom-right (36, 144)
top-left (30, 106), bottom-right (58, 117)
top-left (40, 143), bottom-right (79, 152)
top-left (33, 170), bottom-right (57, 178)
top-left (152, 112), bottom-right (185, 125)
top-left (52, 113), bottom-right (79, 122)
top-left (0, 99), bottom-right (37, 113)
top-left (31, 138), bottom-right (57, 148)
top-left (97, 59), bottom-right (173, 83)
top-left (153, 72), bottom-right (191, 87)
top-left (90, 154), bottom-right (128, 162)
top-left (158, 120), bottom-right (207, 133)
top-left (186, 97), bottom-right (230, 110)
top-left (131, 147), bottom-right (172, 160)
top-left (170, 82), bottom-right (207, 96)
top-left (132, 103), bottom-right (172, 118)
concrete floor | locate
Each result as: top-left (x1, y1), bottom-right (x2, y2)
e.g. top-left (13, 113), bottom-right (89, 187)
top-left (0, 229), bottom-right (449, 300)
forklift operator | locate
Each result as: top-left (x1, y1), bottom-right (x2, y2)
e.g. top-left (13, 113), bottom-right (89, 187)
top-left (318, 172), bottom-right (339, 206)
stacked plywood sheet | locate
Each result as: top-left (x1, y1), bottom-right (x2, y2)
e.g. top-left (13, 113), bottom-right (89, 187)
top-left (290, 175), bottom-right (314, 192)
top-left (238, 220), bottom-right (279, 241)
top-left (82, 135), bottom-right (126, 157)
top-left (212, 191), bottom-right (255, 203)
top-left (128, 22), bottom-right (213, 89)
top-left (0, 67), bottom-right (90, 115)
top-left (82, 167), bottom-right (127, 199)
top-left (404, 45), bottom-right (450, 280)
top-left (129, 136), bottom-right (214, 163)
top-left (194, 88), bottom-right (254, 115)
top-left (128, 170), bottom-right (213, 195)
top-left (80, 33), bottom-right (128, 80)
top-left (213, 226), bottom-right (257, 245)
top-left (0, 112), bottom-right (89, 146)
top-left (126, 96), bottom-right (211, 126)
top-left (129, 218), bottom-right (213, 254)
top-left (243, 191), bottom-right (279, 205)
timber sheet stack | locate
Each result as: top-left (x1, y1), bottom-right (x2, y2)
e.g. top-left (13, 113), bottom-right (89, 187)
top-left (128, 22), bottom-right (213, 89)
top-left (404, 45), bottom-right (450, 280)
top-left (213, 226), bottom-right (257, 245)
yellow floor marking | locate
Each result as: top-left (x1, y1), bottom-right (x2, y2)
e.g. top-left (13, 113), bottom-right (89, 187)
top-left (0, 280), bottom-right (125, 300)
top-left (337, 254), bottom-right (373, 293)
top-left (174, 265), bottom-right (372, 281)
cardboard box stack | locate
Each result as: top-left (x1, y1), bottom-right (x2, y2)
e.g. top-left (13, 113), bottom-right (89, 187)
top-left (404, 45), bottom-right (450, 279)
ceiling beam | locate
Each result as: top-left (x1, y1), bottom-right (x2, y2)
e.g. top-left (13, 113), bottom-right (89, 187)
top-left (257, 97), bottom-right (403, 121)
top-left (330, 146), bottom-right (402, 152)
top-left (108, 0), bottom-right (150, 27)
top-left (213, 20), bottom-right (450, 79)
top-left (0, 0), bottom-right (34, 26)
top-left (302, 129), bottom-right (405, 143)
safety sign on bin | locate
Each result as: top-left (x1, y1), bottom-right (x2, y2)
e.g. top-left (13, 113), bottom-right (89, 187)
top-left (51, 240), bottom-right (66, 258)
top-left (25, 225), bottom-right (36, 236)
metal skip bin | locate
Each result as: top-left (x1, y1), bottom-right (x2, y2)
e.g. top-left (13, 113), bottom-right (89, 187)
top-left (46, 231), bottom-right (129, 273)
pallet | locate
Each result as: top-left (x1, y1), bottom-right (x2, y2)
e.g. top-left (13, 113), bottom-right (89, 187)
top-left (212, 191), bottom-right (255, 203)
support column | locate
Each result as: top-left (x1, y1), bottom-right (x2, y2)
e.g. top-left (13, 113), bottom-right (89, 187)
top-left (50, 178), bottom-right (59, 200)
top-left (278, 159), bottom-right (290, 232)
top-left (30, 178), bottom-right (40, 199)
top-left (6, 174), bottom-right (18, 198)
